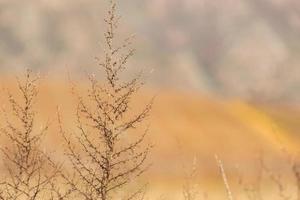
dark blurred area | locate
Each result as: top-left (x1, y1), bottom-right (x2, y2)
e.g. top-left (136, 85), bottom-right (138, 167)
top-left (0, 0), bottom-right (299, 103)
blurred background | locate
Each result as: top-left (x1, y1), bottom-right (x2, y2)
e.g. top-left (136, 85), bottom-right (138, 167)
top-left (0, 0), bottom-right (300, 199)
top-left (0, 0), bottom-right (300, 102)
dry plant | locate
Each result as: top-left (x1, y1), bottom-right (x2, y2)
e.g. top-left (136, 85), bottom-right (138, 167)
top-left (182, 157), bottom-right (203, 200)
top-left (236, 158), bottom-right (263, 200)
top-left (0, 69), bottom-right (59, 200)
top-left (260, 156), bottom-right (291, 200)
top-left (292, 161), bottom-right (300, 200)
top-left (237, 149), bottom-right (300, 200)
top-left (215, 155), bottom-right (234, 200)
top-left (233, 125), bottom-right (300, 200)
top-left (261, 132), bottom-right (300, 200)
top-left (57, 0), bottom-right (153, 199)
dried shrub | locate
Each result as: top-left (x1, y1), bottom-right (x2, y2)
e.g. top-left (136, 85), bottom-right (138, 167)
top-left (0, 69), bottom-right (59, 200)
top-left (57, 1), bottom-right (153, 199)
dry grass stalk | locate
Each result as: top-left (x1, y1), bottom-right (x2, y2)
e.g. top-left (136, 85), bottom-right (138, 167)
top-left (215, 155), bottom-right (234, 200)
top-left (235, 152), bottom-right (263, 200)
top-left (238, 168), bottom-right (262, 200)
top-left (182, 157), bottom-right (199, 200)
top-left (290, 156), bottom-right (300, 200)
top-left (292, 162), bottom-right (300, 200)
top-left (259, 150), bottom-right (294, 200)
top-left (0, 69), bottom-right (59, 200)
top-left (58, 0), bottom-right (153, 199)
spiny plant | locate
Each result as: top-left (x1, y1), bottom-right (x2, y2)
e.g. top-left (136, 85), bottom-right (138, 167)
top-left (58, 0), bottom-right (153, 199)
top-left (0, 69), bottom-right (59, 200)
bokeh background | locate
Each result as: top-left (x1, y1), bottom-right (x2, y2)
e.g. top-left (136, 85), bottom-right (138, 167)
top-left (0, 0), bottom-right (300, 199)
top-left (1, 0), bottom-right (300, 102)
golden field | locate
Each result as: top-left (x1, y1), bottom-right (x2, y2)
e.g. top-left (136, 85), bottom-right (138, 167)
top-left (0, 76), bottom-right (299, 199)
top-left (0, 0), bottom-right (299, 199)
